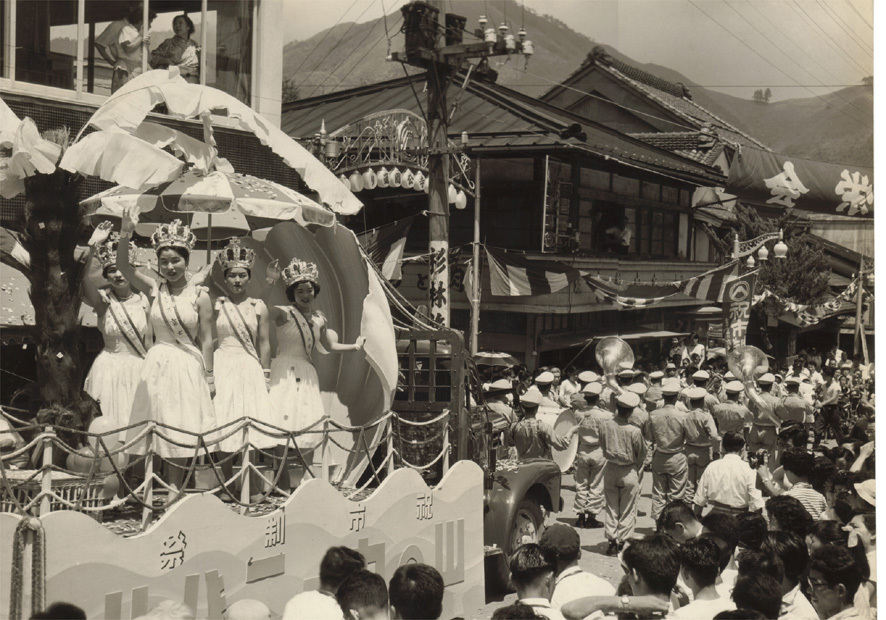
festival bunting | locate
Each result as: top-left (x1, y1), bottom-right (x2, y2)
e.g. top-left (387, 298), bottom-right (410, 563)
top-left (357, 217), bottom-right (415, 280)
top-left (484, 246), bottom-right (582, 297)
top-left (677, 261), bottom-right (740, 303)
top-left (582, 277), bottom-right (678, 308)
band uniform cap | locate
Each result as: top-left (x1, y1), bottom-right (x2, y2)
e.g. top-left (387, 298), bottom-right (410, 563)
top-left (570, 393), bottom-right (587, 407)
top-left (578, 371), bottom-right (599, 383)
top-left (539, 523), bottom-right (581, 557)
top-left (758, 373), bottom-right (775, 384)
top-left (582, 382), bottom-right (603, 395)
top-left (692, 370), bottom-right (710, 381)
top-left (617, 369), bottom-right (636, 379)
top-left (616, 392), bottom-right (641, 409)
top-left (649, 371), bottom-right (664, 380)
top-left (661, 381), bottom-right (682, 396)
top-left (626, 383), bottom-right (647, 395)
top-left (666, 363), bottom-right (677, 370)
top-left (488, 379), bottom-right (512, 391)
top-left (535, 371), bottom-right (555, 384)
top-left (686, 387), bottom-right (707, 401)
top-left (785, 376), bottom-right (800, 386)
top-left (618, 361), bottom-right (634, 371)
top-left (521, 387), bottom-right (544, 406)
top-left (724, 371), bottom-right (736, 380)
top-left (725, 381), bottom-right (745, 393)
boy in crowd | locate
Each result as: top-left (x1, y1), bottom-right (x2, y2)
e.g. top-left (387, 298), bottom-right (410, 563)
top-left (731, 574), bottom-right (784, 620)
top-left (657, 500), bottom-right (702, 543)
top-left (389, 564), bottom-right (444, 620)
top-left (539, 524), bottom-right (614, 608)
top-left (337, 570), bottom-right (389, 620)
top-left (808, 546), bottom-right (866, 620)
top-left (765, 496), bottom-right (814, 538)
top-left (621, 535), bottom-right (681, 614)
top-left (670, 536), bottom-right (736, 619)
top-left (781, 450), bottom-right (828, 520)
top-left (762, 532), bottom-right (817, 620)
top-left (508, 543), bottom-right (565, 620)
top-left (284, 546), bottom-right (366, 620)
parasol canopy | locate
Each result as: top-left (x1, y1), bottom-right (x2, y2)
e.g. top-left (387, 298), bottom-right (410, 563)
top-left (473, 351), bottom-right (521, 367)
top-left (81, 169), bottom-right (336, 229)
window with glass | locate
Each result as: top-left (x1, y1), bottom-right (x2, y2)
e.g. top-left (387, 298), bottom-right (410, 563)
top-left (4, 0), bottom-right (253, 104)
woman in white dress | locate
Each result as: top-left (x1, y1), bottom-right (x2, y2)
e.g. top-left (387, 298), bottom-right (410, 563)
top-left (117, 207), bottom-right (216, 491)
top-left (82, 222), bottom-right (152, 440)
top-left (267, 258), bottom-right (365, 476)
top-left (210, 238), bottom-right (275, 465)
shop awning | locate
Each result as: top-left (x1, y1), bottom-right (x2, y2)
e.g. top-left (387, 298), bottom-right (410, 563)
top-left (540, 328), bottom-right (689, 352)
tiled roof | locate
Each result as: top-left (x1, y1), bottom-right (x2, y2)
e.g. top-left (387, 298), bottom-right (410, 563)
top-left (556, 47), bottom-right (768, 150)
top-left (628, 131), bottom-right (726, 168)
top-left (282, 73), bottom-right (725, 185)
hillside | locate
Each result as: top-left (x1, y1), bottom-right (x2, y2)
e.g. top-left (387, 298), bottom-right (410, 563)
top-left (282, 1), bottom-right (873, 167)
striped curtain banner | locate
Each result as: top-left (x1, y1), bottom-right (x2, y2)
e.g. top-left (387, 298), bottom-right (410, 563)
top-left (678, 261), bottom-right (740, 302)
top-left (484, 246), bottom-right (582, 297)
top-left (583, 277), bottom-right (679, 308)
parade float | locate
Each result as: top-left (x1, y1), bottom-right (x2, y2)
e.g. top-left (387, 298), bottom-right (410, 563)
top-left (0, 70), bottom-right (561, 619)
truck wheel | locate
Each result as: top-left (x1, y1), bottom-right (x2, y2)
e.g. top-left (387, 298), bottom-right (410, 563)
top-left (508, 498), bottom-right (544, 553)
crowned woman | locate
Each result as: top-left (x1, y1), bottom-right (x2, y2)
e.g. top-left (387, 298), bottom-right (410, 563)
top-left (82, 221), bottom-right (152, 438)
top-left (211, 238), bottom-right (276, 456)
top-left (267, 258), bottom-right (366, 471)
top-left (117, 207), bottom-right (216, 491)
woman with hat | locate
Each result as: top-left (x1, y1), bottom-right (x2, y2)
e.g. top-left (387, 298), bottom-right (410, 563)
top-left (82, 221), bottom-right (152, 438)
top-left (118, 208), bottom-right (217, 490)
top-left (210, 239), bottom-right (276, 458)
top-left (267, 257), bottom-right (366, 463)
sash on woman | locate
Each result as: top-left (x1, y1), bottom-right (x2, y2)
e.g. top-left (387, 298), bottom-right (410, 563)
top-left (219, 297), bottom-right (259, 360)
top-left (287, 307), bottom-right (315, 355)
top-left (103, 289), bottom-right (148, 357)
top-left (157, 283), bottom-right (204, 364)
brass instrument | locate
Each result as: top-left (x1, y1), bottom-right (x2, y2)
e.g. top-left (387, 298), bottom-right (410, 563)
top-left (595, 337), bottom-right (635, 393)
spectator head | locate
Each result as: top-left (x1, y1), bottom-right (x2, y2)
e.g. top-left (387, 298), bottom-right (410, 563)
top-left (807, 520), bottom-right (848, 553)
top-left (721, 431), bottom-right (745, 454)
top-left (713, 610), bottom-right (767, 620)
top-left (657, 500), bottom-right (702, 543)
top-left (735, 512), bottom-right (769, 552)
top-left (389, 564), bottom-right (444, 620)
top-left (808, 546), bottom-right (865, 619)
top-left (731, 574), bottom-right (784, 620)
top-left (621, 534), bottom-right (681, 597)
top-left (698, 533), bottom-right (732, 575)
top-left (539, 524), bottom-right (581, 571)
top-left (736, 549), bottom-right (784, 583)
top-left (224, 600), bottom-right (271, 620)
top-left (508, 544), bottom-right (555, 599)
top-left (320, 546), bottom-right (367, 593)
top-left (778, 424), bottom-right (808, 450)
top-left (766, 495), bottom-right (813, 537)
top-left (491, 603), bottom-right (545, 620)
top-left (678, 536), bottom-right (722, 593)
top-left (30, 603), bottom-right (87, 620)
top-left (701, 513), bottom-right (739, 563)
top-left (762, 532), bottom-right (808, 592)
top-left (336, 569), bottom-right (389, 620)
top-left (811, 457), bottom-right (836, 495)
top-left (781, 449), bottom-right (814, 484)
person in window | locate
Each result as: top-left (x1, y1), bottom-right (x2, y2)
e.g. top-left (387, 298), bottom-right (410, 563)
top-left (94, 2), bottom-right (141, 68)
top-left (150, 14), bottom-right (200, 84)
top-left (112, 7), bottom-right (156, 93)
top-left (603, 215), bottom-right (631, 255)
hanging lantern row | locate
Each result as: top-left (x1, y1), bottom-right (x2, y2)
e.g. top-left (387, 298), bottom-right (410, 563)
top-left (338, 167), bottom-right (469, 209)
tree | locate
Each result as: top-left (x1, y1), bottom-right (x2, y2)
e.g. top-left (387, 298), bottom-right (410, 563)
top-left (282, 76), bottom-right (300, 103)
top-left (752, 89), bottom-right (763, 102)
top-left (862, 76), bottom-right (873, 87)
top-left (763, 88), bottom-right (772, 102)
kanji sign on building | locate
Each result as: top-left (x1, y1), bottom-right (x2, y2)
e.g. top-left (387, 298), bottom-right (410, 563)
top-left (726, 148), bottom-right (873, 217)
top-left (722, 271), bottom-right (758, 348)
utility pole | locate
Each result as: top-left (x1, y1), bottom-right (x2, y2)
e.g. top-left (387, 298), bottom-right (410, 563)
top-left (394, 1), bottom-right (533, 327)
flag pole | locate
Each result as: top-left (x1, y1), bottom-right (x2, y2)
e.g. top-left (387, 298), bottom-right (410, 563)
top-left (470, 160), bottom-right (481, 356)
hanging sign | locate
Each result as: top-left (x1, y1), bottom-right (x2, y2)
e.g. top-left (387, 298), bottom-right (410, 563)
top-left (726, 148), bottom-right (873, 217)
top-left (723, 271), bottom-right (758, 347)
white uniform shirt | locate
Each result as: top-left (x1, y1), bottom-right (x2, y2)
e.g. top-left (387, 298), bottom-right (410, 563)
top-left (282, 590), bottom-right (343, 620)
top-left (693, 453), bottom-right (763, 511)
top-left (551, 565), bottom-right (615, 608)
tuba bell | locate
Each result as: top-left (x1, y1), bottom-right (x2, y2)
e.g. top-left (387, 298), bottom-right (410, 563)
top-left (595, 337), bottom-right (635, 392)
top-left (726, 345), bottom-right (769, 384)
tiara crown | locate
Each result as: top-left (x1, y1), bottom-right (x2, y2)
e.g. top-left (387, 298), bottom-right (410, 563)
top-left (217, 238), bottom-right (256, 271)
top-left (151, 219), bottom-right (196, 253)
top-left (282, 258), bottom-right (319, 287)
top-left (96, 233), bottom-right (138, 269)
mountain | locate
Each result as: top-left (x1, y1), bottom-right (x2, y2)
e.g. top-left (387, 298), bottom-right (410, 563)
top-left (282, 0), bottom-right (873, 167)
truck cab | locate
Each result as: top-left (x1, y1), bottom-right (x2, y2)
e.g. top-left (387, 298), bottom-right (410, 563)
top-left (394, 328), bottom-right (562, 593)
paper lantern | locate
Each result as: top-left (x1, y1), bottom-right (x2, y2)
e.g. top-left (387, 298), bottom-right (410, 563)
top-left (455, 190), bottom-right (467, 210)
top-left (377, 167), bottom-right (390, 188)
top-left (448, 184), bottom-right (457, 204)
top-left (390, 167), bottom-right (402, 188)
top-left (362, 169), bottom-right (378, 190)
top-left (402, 169), bottom-right (415, 189)
top-left (348, 172), bottom-right (364, 193)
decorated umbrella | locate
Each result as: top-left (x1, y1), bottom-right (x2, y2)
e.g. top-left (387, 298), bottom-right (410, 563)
top-left (473, 351), bottom-right (521, 367)
top-left (81, 167), bottom-right (337, 260)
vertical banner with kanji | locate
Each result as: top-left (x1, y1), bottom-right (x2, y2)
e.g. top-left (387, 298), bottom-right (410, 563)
top-left (722, 271), bottom-right (758, 348)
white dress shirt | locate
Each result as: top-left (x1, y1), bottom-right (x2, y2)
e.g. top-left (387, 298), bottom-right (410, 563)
top-left (551, 565), bottom-right (616, 608)
top-left (693, 453), bottom-right (763, 511)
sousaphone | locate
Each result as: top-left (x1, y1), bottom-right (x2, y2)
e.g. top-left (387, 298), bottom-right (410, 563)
top-left (726, 345), bottom-right (769, 384)
top-left (596, 337), bottom-right (635, 392)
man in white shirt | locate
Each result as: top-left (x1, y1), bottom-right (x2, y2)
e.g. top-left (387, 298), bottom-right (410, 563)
top-left (509, 543), bottom-right (567, 620)
top-left (693, 431), bottom-right (763, 517)
top-left (539, 524), bottom-right (614, 609)
top-left (763, 531), bottom-right (818, 620)
top-left (558, 366), bottom-right (582, 407)
top-left (621, 534), bottom-right (680, 614)
top-left (669, 537), bottom-right (735, 619)
top-left (283, 546), bottom-right (365, 620)
top-left (808, 545), bottom-right (868, 620)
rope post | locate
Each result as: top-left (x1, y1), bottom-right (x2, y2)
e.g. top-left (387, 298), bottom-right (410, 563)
top-left (442, 421), bottom-right (450, 475)
top-left (39, 426), bottom-right (54, 517)
top-left (239, 425), bottom-right (251, 516)
top-left (387, 416), bottom-right (396, 477)
top-left (141, 425), bottom-right (154, 531)
top-left (320, 420), bottom-right (330, 483)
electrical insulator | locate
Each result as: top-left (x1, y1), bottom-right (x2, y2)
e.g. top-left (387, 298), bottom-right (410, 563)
top-left (518, 27), bottom-right (527, 41)
top-left (504, 33), bottom-right (516, 51)
top-left (478, 14), bottom-right (488, 29)
top-left (522, 39), bottom-right (534, 57)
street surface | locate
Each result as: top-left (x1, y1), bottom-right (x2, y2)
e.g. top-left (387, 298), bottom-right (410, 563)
top-left (469, 470), bottom-right (657, 619)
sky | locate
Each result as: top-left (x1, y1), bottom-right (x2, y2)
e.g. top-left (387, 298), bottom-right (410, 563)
top-left (280, 0), bottom-right (874, 102)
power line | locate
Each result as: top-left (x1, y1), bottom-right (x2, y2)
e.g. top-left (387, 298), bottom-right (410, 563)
top-left (789, 0), bottom-right (871, 77)
top-left (816, 0), bottom-right (873, 56)
top-left (286, 0), bottom-right (359, 83)
top-left (687, 1), bottom-right (871, 130)
top-left (843, 0), bottom-right (873, 30)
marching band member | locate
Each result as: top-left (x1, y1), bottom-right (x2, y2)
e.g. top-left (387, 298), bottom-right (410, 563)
top-left (82, 221), bottom-right (151, 438)
top-left (573, 382), bottom-right (611, 529)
